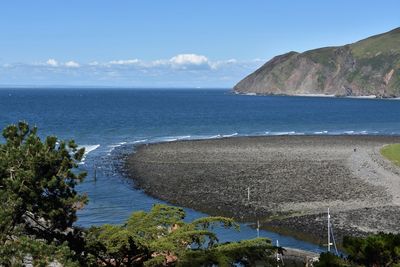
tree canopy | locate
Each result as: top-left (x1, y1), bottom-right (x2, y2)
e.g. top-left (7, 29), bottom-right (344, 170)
top-left (0, 121), bottom-right (87, 266)
top-left (86, 204), bottom-right (275, 266)
top-left (343, 233), bottom-right (400, 267)
top-left (0, 122), bottom-right (276, 266)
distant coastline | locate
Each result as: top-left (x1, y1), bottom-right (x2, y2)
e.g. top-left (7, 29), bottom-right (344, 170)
top-left (232, 90), bottom-right (400, 100)
top-left (125, 135), bottom-right (400, 245)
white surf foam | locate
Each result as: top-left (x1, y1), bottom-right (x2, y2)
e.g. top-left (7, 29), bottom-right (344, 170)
top-left (164, 138), bottom-right (178, 142)
top-left (154, 136), bottom-right (179, 142)
top-left (222, 132), bottom-right (238, 138)
top-left (328, 130), bottom-right (372, 135)
top-left (107, 146), bottom-right (118, 154)
top-left (107, 141), bottom-right (129, 152)
top-left (81, 144), bottom-right (100, 155)
top-left (175, 135), bottom-right (191, 140)
top-left (186, 135), bottom-right (216, 140)
top-left (132, 139), bottom-right (148, 144)
top-left (294, 93), bottom-right (335, 97)
top-left (346, 95), bottom-right (377, 99)
top-left (78, 144), bottom-right (100, 164)
top-left (270, 131), bottom-right (296, 136)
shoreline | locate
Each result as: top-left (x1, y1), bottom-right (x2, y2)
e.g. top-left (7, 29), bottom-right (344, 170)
top-left (233, 91), bottom-right (400, 100)
top-left (124, 135), bottom-right (400, 246)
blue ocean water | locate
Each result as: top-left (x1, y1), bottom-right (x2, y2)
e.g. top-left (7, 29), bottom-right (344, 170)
top-left (2, 88), bottom-right (400, 253)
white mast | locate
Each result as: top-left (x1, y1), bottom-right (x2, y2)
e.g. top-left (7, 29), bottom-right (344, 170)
top-left (327, 208), bottom-right (339, 255)
top-left (327, 207), bottom-right (338, 254)
top-left (276, 240), bottom-right (283, 266)
top-left (256, 220), bottom-right (260, 238)
top-left (328, 208), bottom-right (331, 252)
top-left (247, 187), bottom-right (250, 202)
top-left (276, 240), bottom-right (280, 262)
top-left (328, 208), bottom-right (330, 252)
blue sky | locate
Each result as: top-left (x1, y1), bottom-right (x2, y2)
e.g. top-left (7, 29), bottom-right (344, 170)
top-left (0, 0), bottom-right (399, 87)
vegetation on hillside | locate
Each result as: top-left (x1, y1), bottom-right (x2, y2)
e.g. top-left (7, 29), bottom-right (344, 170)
top-left (234, 27), bottom-right (400, 97)
top-left (351, 28), bottom-right (400, 58)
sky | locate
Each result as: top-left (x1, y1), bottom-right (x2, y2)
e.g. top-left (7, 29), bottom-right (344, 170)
top-left (0, 0), bottom-right (399, 88)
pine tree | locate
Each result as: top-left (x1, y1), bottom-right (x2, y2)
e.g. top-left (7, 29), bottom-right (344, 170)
top-left (0, 121), bottom-right (87, 265)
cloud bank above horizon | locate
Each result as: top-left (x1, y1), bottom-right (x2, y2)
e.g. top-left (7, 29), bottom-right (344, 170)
top-left (0, 54), bottom-right (264, 88)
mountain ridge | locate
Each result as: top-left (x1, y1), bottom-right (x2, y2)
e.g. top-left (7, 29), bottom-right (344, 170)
top-left (234, 28), bottom-right (400, 97)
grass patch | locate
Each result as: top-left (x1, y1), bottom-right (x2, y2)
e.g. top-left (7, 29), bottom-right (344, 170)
top-left (381, 144), bottom-right (400, 166)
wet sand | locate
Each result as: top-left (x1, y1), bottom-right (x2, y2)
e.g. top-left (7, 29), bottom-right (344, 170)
top-left (125, 136), bottom-right (400, 245)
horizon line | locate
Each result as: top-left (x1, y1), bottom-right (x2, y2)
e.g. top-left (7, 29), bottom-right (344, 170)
top-left (0, 85), bottom-right (232, 90)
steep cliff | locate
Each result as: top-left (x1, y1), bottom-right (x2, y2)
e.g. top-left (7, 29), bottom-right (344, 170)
top-left (234, 28), bottom-right (400, 97)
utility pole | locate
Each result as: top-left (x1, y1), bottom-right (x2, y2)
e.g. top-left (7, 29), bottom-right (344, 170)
top-left (247, 187), bottom-right (250, 202)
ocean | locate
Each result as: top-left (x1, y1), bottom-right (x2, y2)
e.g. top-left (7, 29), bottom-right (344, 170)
top-left (2, 88), bottom-right (400, 253)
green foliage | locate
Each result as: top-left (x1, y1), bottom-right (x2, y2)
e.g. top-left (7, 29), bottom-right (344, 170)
top-left (343, 233), bottom-right (400, 267)
top-left (350, 28), bottom-right (400, 59)
top-left (381, 143), bottom-right (400, 166)
top-left (315, 252), bottom-right (352, 267)
top-left (86, 204), bottom-right (275, 266)
top-left (303, 47), bottom-right (337, 68)
top-left (86, 224), bottom-right (144, 266)
top-left (0, 121), bottom-right (87, 264)
top-left (315, 233), bottom-right (400, 267)
top-left (179, 238), bottom-right (274, 267)
top-left (0, 236), bottom-right (80, 267)
top-left (317, 71), bottom-right (327, 88)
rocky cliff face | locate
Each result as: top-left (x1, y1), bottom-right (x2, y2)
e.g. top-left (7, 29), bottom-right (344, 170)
top-left (234, 28), bottom-right (400, 97)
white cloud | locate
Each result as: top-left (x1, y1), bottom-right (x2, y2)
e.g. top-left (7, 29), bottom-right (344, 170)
top-left (64, 61), bottom-right (80, 68)
top-left (210, 58), bottom-right (239, 70)
top-left (0, 54), bottom-right (266, 87)
top-left (46, 58), bottom-right (58, 67)
top-left (146, 59), bottom-right (168, 67)
top-left (108, 59), bottom-right (140, 65)
top-left (170, 54), bottom-right (208, 65)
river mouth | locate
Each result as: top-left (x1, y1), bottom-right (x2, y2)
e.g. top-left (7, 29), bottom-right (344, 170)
top-left (124, 135), bottom-right (400, 247)
top-left (75, 135), bottom-right (328, 254)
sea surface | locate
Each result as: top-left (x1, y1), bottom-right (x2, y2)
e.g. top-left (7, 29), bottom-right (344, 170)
top-left (2, 88), bottom-right (400, 253)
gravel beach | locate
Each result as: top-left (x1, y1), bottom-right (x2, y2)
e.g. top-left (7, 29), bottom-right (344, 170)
top-left (125, 136), bottom-right (400, 245)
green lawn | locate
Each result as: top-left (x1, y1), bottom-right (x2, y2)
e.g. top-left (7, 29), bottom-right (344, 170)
top-left (381, 144), bottom-right (400, 166)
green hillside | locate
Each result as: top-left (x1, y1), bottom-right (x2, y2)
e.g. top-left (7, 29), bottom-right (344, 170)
top-left (234, 27), bottom-right (400, 97)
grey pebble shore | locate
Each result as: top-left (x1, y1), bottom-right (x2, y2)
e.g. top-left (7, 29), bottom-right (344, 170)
top-left (125, 135), bottom-right (400, 245)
